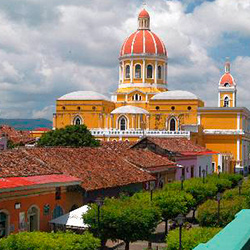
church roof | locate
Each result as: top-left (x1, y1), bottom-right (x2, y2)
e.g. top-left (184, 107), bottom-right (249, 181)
top-left (151, 90), bottom-right (198, 100)
top-left (111, 105), bottom-right (149, 114)
top-left (58, 91), bottom-right (110, 101)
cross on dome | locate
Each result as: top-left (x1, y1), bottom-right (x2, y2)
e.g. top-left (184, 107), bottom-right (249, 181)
top-left (225, 58), bottom-right (230, 73)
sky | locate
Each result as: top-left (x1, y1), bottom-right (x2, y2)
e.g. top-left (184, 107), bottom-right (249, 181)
top-left (0, 0), bottom-right (250, 120)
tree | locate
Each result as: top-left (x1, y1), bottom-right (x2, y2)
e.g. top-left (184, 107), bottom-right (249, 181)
top-left (166, 227), bottom-right (221, 250)
top-left (153, 190), bottom-right (195, 235)
top-left (0, 231), bottom-right (100, 250)
top-left (83, 197), bottom-right (161, 250)
top-left (197, 196), bottom-right (247, 227)
top-left (37, 125), bottom-right (100, 147)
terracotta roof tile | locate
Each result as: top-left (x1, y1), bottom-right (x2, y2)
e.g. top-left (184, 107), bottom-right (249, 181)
top-left (0, 147), bottom-right (154, 191)
top-left (0, 125), bottom-right (34, 145)
top-left (102, 141), bottom-right (177, 169)
top-left (145, 137), bottom-right (213, 155)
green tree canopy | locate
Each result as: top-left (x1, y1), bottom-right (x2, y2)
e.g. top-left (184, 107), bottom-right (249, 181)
top-left (166, 227), bottom-right (221, 250)
top-left (153, 190), bottom-right (195, 235)
top-left (0, 231), bottom-right (100, 250)
top-left (37, 125), bottom-right (100, 147)
top-left (83, 197), bottom-right (161, 250)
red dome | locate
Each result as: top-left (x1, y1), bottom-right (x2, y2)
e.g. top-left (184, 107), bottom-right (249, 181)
top-left (139, 9), bottom-right (150, 18)
top-left (220, 73), bottom-right (235, 86)
top-left (120, 30), bottom-right (167, 57)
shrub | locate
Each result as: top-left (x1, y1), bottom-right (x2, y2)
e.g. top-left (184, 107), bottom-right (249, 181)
top-left (183, 178), bottom-right (218, 206)
top-left (166, 227), bottom-right (221, 250)
top-left (197, 197), bottom-right (246, 227)
top-left (0, 231), bottom-right (100, 250)
top-left (220, 173), bottom-right (243, 187)
top-left (206, 175), bottom-right (232, 192)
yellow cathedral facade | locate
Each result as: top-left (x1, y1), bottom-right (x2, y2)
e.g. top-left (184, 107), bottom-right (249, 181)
top-left (53, 9), bottom-right (250, 174)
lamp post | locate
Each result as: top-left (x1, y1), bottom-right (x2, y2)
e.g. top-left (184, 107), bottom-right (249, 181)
top-left (148, 181), bottom-right (155, 250)
top-left (176, 214), bottom-right (185, 250)
top-left (95, 197), bottom-right (103, 237)
top-left (216, 192), bottom-right (222, 226)
top-left (202, 169), bottom-right (206, 184)
top-left (181, 175), bottom-right (185, 190)
top-left (218, 165), bottom-right (221, 178)
top-left (238, 180), bottom-right (243, 195)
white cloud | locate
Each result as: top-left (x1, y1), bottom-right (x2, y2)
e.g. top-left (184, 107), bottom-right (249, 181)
top-left (0, 0), bottom-right (250, 120)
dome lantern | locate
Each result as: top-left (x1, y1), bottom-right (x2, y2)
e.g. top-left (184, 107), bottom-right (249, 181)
top-left (138, 9), bottom-right (150, 30)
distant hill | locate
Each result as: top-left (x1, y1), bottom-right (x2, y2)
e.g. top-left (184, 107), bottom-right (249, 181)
top-left (0, 119), bottom-right (52, 131)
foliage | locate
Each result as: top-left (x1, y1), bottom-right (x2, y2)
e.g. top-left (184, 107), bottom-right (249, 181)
top-left (206, 175), bottom-right (232, 192)
top-left (83, 197), bottom-right (161, 250)
top-left (166, 227), bottom-right (221, 250)
top-left (219, 173), bottom-right (243, 187)
top-left (197, 197), bottom-right (247, 227)
top-left (0, 231), bottom-right (100, 250)
top-left (183, 178), bottom-right (218, 206)
top-left (37, 125), bottom-right (100, 147)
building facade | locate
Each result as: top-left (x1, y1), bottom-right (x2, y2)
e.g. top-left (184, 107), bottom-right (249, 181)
top-left (53, 8), bottom-right (250, 173)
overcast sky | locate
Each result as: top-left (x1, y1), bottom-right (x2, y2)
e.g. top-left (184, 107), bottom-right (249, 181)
top-left (0, 0), bottom-right (250, 120)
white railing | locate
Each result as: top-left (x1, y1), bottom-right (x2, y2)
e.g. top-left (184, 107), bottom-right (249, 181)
top-left (90, 129), bottom-right (190, 138)
top-left (203, 129), bottom-right (244, 135)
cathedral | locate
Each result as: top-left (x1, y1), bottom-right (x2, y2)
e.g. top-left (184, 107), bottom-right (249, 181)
top-left (53, 8), bottom-right (250, 174)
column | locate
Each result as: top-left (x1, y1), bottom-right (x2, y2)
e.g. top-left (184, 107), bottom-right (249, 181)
top-left (143, 59), bottom-right (145, 83)
top-left (154, 60), bottom-right (157, 84)
top-left (130, 60), bottom-right (133, 83)
top-left (122, 61), bottom-right (125, 83)
top-left (237, 138), bottom-right (240, 161)
top-left (237, 113), bottom-right (240, 130)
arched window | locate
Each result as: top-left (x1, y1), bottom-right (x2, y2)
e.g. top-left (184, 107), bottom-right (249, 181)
top-left (119, 116), bottom-right (127, 131)
top-left (52, 205), bottom-right (63, 219)
top-left (125, 65), bottom-right (130, 79)
top-left (169, 118), bottom-right (176, 131)
top-left (0, 212), bottom-right (8, 238)
top-left (224, 96), bottom-right (229, 107)
top-left (27, 206), bottom-right (39, 232)
top-left (224, 83), bottom-right (230, 87)
top-left (74, 116), bottom-right (82, 125)
top-left (158, 65), bottom-right (162, 79)
top-left (135, 64), bottom-right (141, 79)
top-left (147, 65), bottom-right (153, 79)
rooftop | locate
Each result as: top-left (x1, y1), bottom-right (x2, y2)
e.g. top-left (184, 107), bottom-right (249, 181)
top-left (133, 137), bottom-right (214, 156)
top-left (151, 90), bottom-right (199, 100)
top-left (0, 147), bottom-right (154, 191)
top-left (58, 91), bottom-right (110, 101)
top-left (111, 105), bottom-right (149, 115)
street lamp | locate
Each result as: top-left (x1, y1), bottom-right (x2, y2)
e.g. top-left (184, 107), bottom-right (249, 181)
top-left (95, 197), bottom-right (104, 237)
top-left (176, 214), bottom-right (185, 250)
top-left (216, 192), bottom-right (222, 225)
top-left (181, 175), bottom-right (185, 190)
top-left (218, 165), bottom-right (221, 178)
top-left (149, 181), bottom-right (155, 201)
top-left (202, 169), bottom-right (206, 183)
top-left (148, 181), bottom-right (155, 250)
top-left (238, 180), bottom-right (243, 195)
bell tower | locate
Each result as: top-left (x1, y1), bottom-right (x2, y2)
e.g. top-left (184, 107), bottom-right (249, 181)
top-left (218, 59), bottom-right (237, 107)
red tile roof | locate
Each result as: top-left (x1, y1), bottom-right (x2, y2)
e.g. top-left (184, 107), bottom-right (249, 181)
top-left (135, 137), bottom-right (215, 156)
top-left (0, 125), bottom-right (34, 145)
top-left (102, 141), bottom-right (178, 169)
top-left (0, 147), bottom-right (154, 191)
top-left (0, 174), bottom-right (80, 191)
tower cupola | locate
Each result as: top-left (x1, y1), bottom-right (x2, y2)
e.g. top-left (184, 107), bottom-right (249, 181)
top-left (218, 59), bottom-right (237, 108)
top-left (138, 9), bottom-right (150, 30)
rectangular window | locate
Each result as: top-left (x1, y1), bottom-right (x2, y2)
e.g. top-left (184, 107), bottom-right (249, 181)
top-left (212, 162), bottom-right (216, 172)
top-left (55, 187), bottom-right (61, 200)
top-left (199, 166), bottom-right (201, 177)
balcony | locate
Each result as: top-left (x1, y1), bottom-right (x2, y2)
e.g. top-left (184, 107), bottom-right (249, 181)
top-left (90, 129), bottom-right (190, 138)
